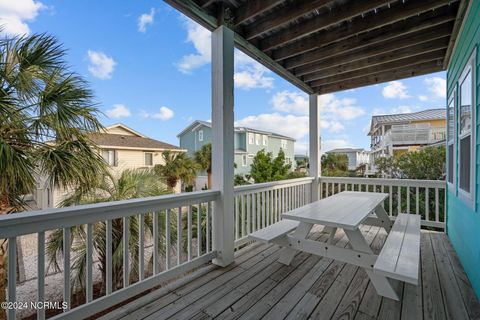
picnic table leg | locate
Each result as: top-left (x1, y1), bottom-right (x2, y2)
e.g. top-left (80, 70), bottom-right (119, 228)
top-left (344, 229), bottom-right (399, 300)
top-left (278, 222), bottom-right (312, 265)
top-left (328, 227), bottom-right (337, 244)
top-left (374, 206), bottom-right (393, 233)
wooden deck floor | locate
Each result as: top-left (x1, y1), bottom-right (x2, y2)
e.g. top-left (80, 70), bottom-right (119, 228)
top-left (101, 226), bottom-right (480, 320)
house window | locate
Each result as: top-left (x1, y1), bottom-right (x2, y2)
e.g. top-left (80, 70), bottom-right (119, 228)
top-left (242, 155), bottom-right (247, 166)
top-left (198, 130), bottom-right (204, 142)
top-left (263, 135), bottom-right (268, 146)
top-left (248, 154), bottom-right (254, 159)
top-left (255, 134), bottom-right (260, 145)
top-left (144, 152), bottom-right (153, 166)
top-left (281, 139), bottom-right (287, 149)
top-left (249, 133), bottom-right (254, 144)
top-left (285, 157), bottom-right (292, 164)
top-left (101, 150), bottom-right (116, 166)
top-left (447, 92), bottom-right (455, 187)
top-left (458, 51), bottom-right (475, 205)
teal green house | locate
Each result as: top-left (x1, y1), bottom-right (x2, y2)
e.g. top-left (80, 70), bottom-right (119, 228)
top-left (446, 1), bottom-right (480, 299)
top-left (178, 120), bottom-right (295, 186)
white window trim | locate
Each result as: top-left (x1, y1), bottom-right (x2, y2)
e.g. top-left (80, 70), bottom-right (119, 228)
top-left (457, 49), bottom-right (476, 208)
top-left (144, 152), bottom-right (153, 166)
top-left (198, 130), bottom-right (204, 142)
top-left (248, 132), bottom-right (254, 145)
top-left (255, 134), bottom-right (260, 145)
top-left (242, 155), bottom-right (247, 166)
top-left (447, 89), bottom-right (456, 192)
top-left (263, 135), bottom-right (268, 146)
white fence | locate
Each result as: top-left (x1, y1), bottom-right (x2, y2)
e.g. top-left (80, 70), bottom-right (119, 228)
top-left (319, 176), bottom-right (446, 229)
top-left (0, 191), bottom-right (219, 320)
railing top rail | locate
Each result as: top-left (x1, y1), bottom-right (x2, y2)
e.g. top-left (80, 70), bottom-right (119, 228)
top-left (319, 176), bottom-right (446, 188)
top-left (234, 177), bottom-right (314, 193)
top-left (0, 190), bottom-right (220, 238)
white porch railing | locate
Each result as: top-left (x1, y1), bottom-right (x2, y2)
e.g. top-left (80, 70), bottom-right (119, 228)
top-left (233, 177), bottom-right (314, 247)
top-left (319, 176), bottom-right (446, 229)
top-left (0, 190), bottom-right (219, 320)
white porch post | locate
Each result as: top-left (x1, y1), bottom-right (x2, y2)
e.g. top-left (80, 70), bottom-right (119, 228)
top-left (309, 94), bottom-right (320, 201)
top-left (211, 25), bottom-right (235, 267)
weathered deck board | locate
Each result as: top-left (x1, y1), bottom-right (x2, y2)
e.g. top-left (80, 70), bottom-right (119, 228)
top-left (102, 229), bottom-right (479, 320)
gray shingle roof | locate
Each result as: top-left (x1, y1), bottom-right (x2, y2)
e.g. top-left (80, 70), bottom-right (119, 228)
top-left (369, 108), bottom-right (446, 135)
top-left (89, 133), bottom-right (181, 150)
top-left (326, 148), bottom-right (366, 153)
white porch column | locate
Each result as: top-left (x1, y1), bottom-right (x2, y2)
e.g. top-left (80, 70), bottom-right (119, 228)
top-left (309, 94), bottom-right (320, 201)
top-left (211, 25), bottom-right (235, 267)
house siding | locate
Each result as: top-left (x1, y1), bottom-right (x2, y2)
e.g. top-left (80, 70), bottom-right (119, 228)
top-left (446, 0), bottom-right (480, 299)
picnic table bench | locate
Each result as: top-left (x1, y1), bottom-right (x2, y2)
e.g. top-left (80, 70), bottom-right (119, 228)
top-left (248, 191), bottom-right (421, 301)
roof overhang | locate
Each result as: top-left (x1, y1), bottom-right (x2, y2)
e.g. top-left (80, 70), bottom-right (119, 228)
top-left (165, 0), bottom-right (470, 95)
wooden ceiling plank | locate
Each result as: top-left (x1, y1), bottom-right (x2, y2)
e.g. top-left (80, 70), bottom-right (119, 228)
top-left (297, 37), bottom-right (450, 79)
top-left (242, 0), bottom-right (333, 41)
top-left (197, 0), bottom-right (216, 9)
top-left (266, 0), bottom-right (458, 55)
top-left (262, 0), bottom-right (393, 52)
top-left (291, 22), bottom-right (453, 76)
top-left (234, 0), bottom-right (284, 26)
top-left (275, 4), bottom-right (457, 63)
top-left (308, 49), bottom-right (447, 87)
top-left (314, 60), bottom-right (444, 94)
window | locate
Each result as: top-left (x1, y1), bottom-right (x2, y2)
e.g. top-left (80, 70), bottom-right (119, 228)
top-left (242, 155), bottom-right (247, 166)
top-left (255, 134), bottom-right (260, 145)
top-left (101, 150), bottom-right (116, 166)
top-left (263, 135), bottom-right (268, 146)
top-left (447, 92), bottom-right (455, 187)
top-left (145, 152), bottom-right (153, 166)
top-left (248, 133), bottom-right (254, 144)
top-left (198, 130), bottom-right (204, 142)
top-left (281, 139), bottom-right (287, 149)
top-left (458, 51), bottom-right (475, 205)
top-left (248, 154), bottom-right (254, 159)
top-left (285, 157), bottom-right (292, 164)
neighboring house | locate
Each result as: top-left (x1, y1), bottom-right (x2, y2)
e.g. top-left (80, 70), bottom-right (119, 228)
top-left (35, 124), bottom-right (183, 208)
top-left (325, 148), bottom-right (370, 171)
top-left (368, 108), bottom-right (447, 171)
top-left (445, 1), bottom-right (480, 299)
top-left (178, 120), bottom-right (295, 188)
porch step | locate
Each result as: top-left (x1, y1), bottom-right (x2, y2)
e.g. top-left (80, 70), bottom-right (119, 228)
top-left (374, 213), bottom-right (421, 285)
top-left (248, 220), bottom-right (299, 244)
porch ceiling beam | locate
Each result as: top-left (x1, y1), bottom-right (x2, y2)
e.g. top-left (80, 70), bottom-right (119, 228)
top-left (242, 0), bottom-right (333, 41)
top-left (262, 0), bottom-right (394, 52)
top-left (308, 49), bottom-right (447, 87)
top-left (164, 0), bottom-right (314, 94)
top-left (267, 0), bottom-right (458, 57)
top-left (444, 0), bottom-right (471, 68)
top-left (197, 0), bottom-right (216, 8)
top-left (301, 37), bottom-right (450, 81)
top-left (292, 22), bottom-right (453, 77)
top-left (234, 0), bottom-right (284, 27)
top-left (275, 4), bottom-right (457, 63)
top-left (313, 60), bottom-right (444, 94)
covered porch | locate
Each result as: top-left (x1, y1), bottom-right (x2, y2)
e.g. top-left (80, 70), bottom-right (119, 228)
top-left (1, 0), bottom-right (479, 319)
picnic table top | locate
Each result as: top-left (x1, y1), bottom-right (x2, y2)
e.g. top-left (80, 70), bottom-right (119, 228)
top-left (282, 191), bottom-right (387, 230)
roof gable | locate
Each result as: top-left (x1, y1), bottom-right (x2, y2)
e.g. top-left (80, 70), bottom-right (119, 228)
top-left (103, 124), bottom-right (146, 137)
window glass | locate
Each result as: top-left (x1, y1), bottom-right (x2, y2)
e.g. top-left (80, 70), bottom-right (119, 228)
top-left (198, 130), bottom-right (204, 141)
top-left (102, 150), bottom-right (116, 166)
top-left (448, 144), bottom-right (454, 184)
top-left (448, 97), bottom-right (454, 141)
top-left (255, 134), bottom-right (260, 145)
top-left (460, 69), bottom-right (472, 136)
top-left (263, 135), bottom-right (268, 146)
top-left (249, 133), bottom-right (254, 144)
top-left (459, 136), bottom-right (471, 192)
top-left (145, 153), bottom-right (153, 166)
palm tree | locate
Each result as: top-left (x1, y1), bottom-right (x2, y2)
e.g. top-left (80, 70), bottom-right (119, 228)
top-left (154, 151), bottom-right (197, 192)
top-left (0, 33), bottom-right (106, 314)
top-left (46, 169), bottom-right (172, 294)
top-left (194, 143), bottom-right (212, 189)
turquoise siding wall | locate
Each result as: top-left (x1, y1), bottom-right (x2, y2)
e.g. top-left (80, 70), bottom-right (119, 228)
top-left (446, 1), bottom-right (480, 299)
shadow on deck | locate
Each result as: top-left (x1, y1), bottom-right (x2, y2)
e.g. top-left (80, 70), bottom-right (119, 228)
top-left (100, 226), bottom-right (480, 320)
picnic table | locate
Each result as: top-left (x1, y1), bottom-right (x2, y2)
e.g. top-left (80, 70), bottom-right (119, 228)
top-left (249, 191), bottom-right (421, 301)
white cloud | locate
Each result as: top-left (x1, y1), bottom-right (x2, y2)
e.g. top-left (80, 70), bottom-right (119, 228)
top-left (424, 77), bottom-right (446, 99)
top-left (270, 91), bottom-right (308, 115)
top-left (106, 104), bottom-right (131, 119)
top-left (382, 81), bottom-right (410, 99)
top-left (87, 50), bottom-right (116, 80)
top-left (0, 0), bottom-right (45, 36)
top-left (138, 8), bottom-right (155, 33)
top-left (418, 95), bottom-right (428, 102)
top-left (152, 106), bottom-right (174, 121)
top-left (177, 19), bottom-right (274, 89)
top-left (372, 105), bottom-right (419, 116)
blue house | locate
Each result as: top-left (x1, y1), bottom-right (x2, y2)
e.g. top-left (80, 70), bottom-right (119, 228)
top-left (178, 120), bottom-right (295, 186)
top-left (446, 0), bottom-right (480, 299)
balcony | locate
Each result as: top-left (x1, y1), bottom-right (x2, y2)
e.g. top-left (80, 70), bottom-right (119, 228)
top-left (2, 177), bottom-right (479, 319)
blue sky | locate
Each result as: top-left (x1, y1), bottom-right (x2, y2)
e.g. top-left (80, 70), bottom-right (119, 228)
top-left (2, 0), bottom-right (447, 154)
